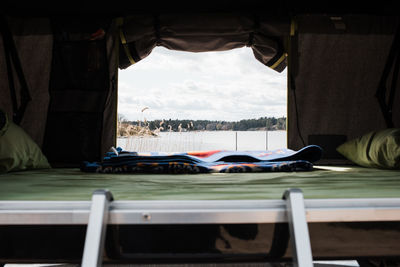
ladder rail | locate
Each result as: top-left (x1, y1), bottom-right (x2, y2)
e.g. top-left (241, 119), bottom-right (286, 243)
top-left (81, 190), bottom-right (114, 267)
top-left (284, 188), bottom-right (314, 267)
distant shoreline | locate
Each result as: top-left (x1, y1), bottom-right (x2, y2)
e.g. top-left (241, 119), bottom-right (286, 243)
top-left (118, 116), bottom-right (286, 133)
top-left (117, 129), bottom-right (286, 138)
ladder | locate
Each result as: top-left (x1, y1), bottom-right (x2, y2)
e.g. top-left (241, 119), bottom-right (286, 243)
top-left (81, 188), bottom-right (313, 267)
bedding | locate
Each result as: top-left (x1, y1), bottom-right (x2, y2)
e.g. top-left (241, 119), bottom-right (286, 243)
top-left (81, 145), bottom-right (323, 174)
top-left (337, 128), bottom-right (400, 169)
top-left (1, 165), bottom-right (399, 200)
top-left (0, 110), bottom-right (50, 173)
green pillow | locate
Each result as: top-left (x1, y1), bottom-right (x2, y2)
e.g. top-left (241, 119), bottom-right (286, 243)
top-left (336, 128), bottom-right (400, 169)
top-left (0, 110), bottom-right (51, 173)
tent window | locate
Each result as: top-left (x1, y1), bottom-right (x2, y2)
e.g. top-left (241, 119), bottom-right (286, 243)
top-left (117, 46), bottom-right (287, 152)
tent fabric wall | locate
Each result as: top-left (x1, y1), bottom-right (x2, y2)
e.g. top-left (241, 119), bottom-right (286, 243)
top-left (0, 17), bottom-right (53, 147)
top-left (41, 18), bottom-right (117, 165)
top-left (288, 15), bottom-right (400, 162)
top-left (118, 14), bottom-right (289, 72)
top-left (0, 16), bottom-right (118, 166)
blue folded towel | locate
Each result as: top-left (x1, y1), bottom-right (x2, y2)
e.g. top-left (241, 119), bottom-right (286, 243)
top-left (81, 145), bottom-right (323, 174)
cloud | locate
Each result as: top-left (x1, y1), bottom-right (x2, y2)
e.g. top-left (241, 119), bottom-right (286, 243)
top-left (118, 46), bottom-right (287, 121)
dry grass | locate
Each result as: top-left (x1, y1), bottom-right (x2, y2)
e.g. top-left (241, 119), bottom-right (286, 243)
top-left (117, 122), bottom-right (157, 137)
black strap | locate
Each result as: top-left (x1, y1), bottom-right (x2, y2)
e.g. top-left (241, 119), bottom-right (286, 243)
top-left (375, 24), bottom-right (400, 128)
top-left (267, 222), bottom-right (290, 259)
top-left (290, 74), bottom-right (306, 147)
top-left (2, 34), bottom-right (18, 117)
top-left (288, 19), bottom-right (306, 147)
top-left (0, 15), bottom-right (31, 125)
top-left (247, 16), bottom-right (260, 47)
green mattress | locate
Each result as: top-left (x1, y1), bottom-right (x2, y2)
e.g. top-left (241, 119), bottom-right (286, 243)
top-left (0, 166), bottom-right (399, 200)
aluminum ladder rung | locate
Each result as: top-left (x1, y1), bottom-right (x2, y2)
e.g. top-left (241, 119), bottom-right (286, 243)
top-left (283, 188), bottom-right (314, 267)
top-left (82, 189), bottom-right (114, 267)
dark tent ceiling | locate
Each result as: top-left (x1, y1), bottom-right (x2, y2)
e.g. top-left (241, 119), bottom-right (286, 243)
top-left (2, 0), bottom-right (399, 16)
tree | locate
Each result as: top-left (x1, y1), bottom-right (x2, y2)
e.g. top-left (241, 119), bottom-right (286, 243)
top-left (125, 117), bottom-right (286, 132)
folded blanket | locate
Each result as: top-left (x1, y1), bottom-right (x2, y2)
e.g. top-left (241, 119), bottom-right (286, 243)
top-left (81, 145), bottom-right (323, 174)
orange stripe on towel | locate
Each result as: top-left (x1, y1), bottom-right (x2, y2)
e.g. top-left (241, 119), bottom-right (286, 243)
top-left (187, 150), bottom-right (222, 158)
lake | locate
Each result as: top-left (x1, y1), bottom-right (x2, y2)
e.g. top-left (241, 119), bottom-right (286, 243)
top-left (117, 130), bottom-right (286, 152)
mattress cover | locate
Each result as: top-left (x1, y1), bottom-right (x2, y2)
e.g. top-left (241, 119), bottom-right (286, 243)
top-left (0, 165), bottom-right (399, 200)
top-left (1, 166), bottom-right (400, 263)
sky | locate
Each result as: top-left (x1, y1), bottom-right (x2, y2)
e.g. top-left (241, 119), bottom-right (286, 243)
top-left (118, 46), bottom-right (287, 122)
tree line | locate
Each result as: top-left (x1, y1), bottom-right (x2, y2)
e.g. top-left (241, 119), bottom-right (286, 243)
top-left (121, 116), bottom-right (286, 132)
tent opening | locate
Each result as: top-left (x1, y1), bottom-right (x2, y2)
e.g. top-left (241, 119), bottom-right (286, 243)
top-left (117, 46), bottom-right (287, 152)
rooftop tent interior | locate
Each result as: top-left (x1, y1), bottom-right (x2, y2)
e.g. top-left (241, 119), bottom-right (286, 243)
top-left (0, 4), bottom-right (399, 166)
top-left (288, 15), bottom-right (400, 163)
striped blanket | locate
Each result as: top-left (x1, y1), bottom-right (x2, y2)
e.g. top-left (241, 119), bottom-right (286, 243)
top-left (81, 145), bottom-right (323, 174)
